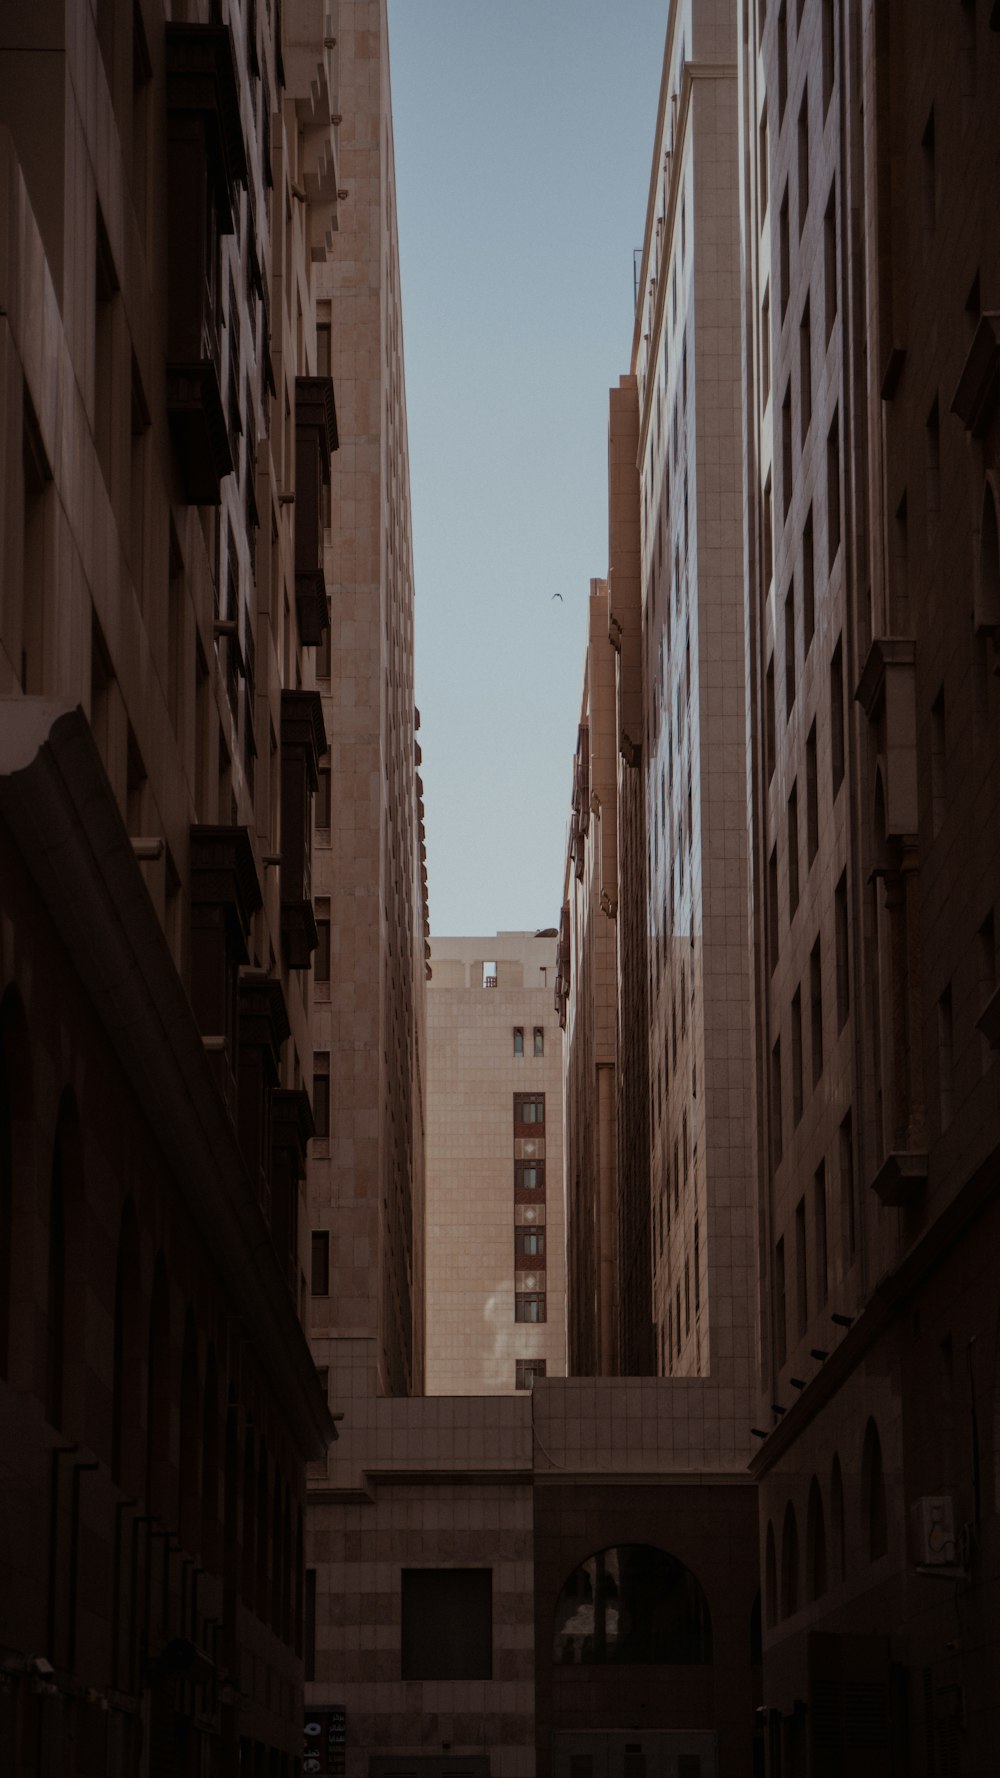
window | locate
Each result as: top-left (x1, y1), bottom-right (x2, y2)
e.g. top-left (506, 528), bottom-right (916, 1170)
top-left (315, 897), bottom-right (330, 983)
top-left (759, 105), bottom-right (769, 216)
top-left (806, 722), bottom-right (819, 864)
top-left (401, 1569), bottom-right (492, 1681)
top-left (775, 1236), bottom-right (787, 1366)
top-left (822, 0), bottom-right (835, 115)
top-left (788, 782), bottom-right (800, 917)
top-left (762, 284), bottom-right (771, 403)
top-left (824, 183), bottom-right (837, 341)
top-left (514, 1093), bottom-right (545, 1128)
top-left (771, 1039), bottom-right (783, 1165)
top-left (515, 1293), bottom-right (546, 1323)
top-left (513, 1026), bottom-right (524, 1056)
top-left (515, 1359), bottom-right (546, 1391)
top-left (785, 582), bottom-right (796, 718)
top-left (834, 871), bottom-right (850, 1030)
top-left (802, 507), bottom-right (814, 649)
top-left (763, 472), bottom-right (774, 589)
top-left (827, 410), bottom-right (841, 566)
top-left (795, 1196), bottom-right (808, 1335)
top-left (765, 655), bottom-right (776, 780)
top-left (931, 688), bottom-right (946, 836)
top-left (777, 0), bottom-right (788, 118)
top-left (840, 1110), bottom-right (855, 1267)
top-left (814, 1162), bottom-right (828, 1307)
top-left (304, 1568), bottom-right (317, 1680)
top-left (514, 1161), bottom-right (545, 1194)
top-left (810, 937), bottom-right (824, 1085)
top-left (316, 755), bottom-right (332, 832)
top-left (515, 1227), bottom-right (546, 1261)
top-left (791, 987), bottom-right (804, 1125)
top-left (825, 650), bottom-right (844, 813)
top-left (310, 1231), bottom-right (329, 1296)
top-left (863, 1421), bottom-right (888, 1561)
top-left (312, 1053), bottom-right (330, 1139)
top-left (921, 107), bottom-right (936, 234)
top-left (782, 381), bottom-right (793, 519)
top-left (533, 1026), bottom-right (544, 1057)
top-left (483, 960), bottom-right (497, 987)
top-left (768, 845), bottom-right (780, 969)
top-left (779, 184), bottom-right (790, 320)
top-left (797, 88), bottom-right (809, 233)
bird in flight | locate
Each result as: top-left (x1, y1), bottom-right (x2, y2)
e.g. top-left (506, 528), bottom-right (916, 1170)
top-left (551, 593), bottom-right (563, 602)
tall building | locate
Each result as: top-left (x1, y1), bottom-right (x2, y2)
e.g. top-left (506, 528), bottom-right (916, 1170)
top-left (424, 932), bottom-right (566, 1395)
top-left (559, 580), bottom-right (619, 1377)
top-left (306, 0), bottom-right (428, 1415)
top-left (739, 0), bottom-right (1000, 1765)
top-left (628, 0), bottom-right (756, 1392)
top-left (0, 1), bottom-right (337, 1771)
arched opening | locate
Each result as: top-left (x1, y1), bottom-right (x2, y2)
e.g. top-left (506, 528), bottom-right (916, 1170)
top-left (0, 987), bottom-right (32, 1382)
top-left (780, 1502), bottom-right (799, 1619)
top-left (45, 1091), bottom-right (82, 1430)
top-left (111, 1196), bottom-right (143, 1490)
top-left (863, 1419), bottom-right (888, 1560)
top-left (764, 1521), bottom-right (777, 1628)
top-left (806, 1477), bottom-right (827, 1600)
top-left (145, 1255), bottom-right (170, 1520)
top-left (201, 1347), bottom-right (220, 1571)
top-left (256, 1443), bottom-right (270, 1622)
top-left (178, 1309), bottom-right (201, 1554)
top-left (552, 1544), bottom-right (713, 1665)
top-left (830, 1454), bottom-right (846, 1581)
top-left (241, 1428), bottom-right (256, 1607)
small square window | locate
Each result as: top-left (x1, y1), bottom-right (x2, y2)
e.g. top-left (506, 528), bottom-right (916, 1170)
top-left (515, 1359), bottom-right (547, 1391)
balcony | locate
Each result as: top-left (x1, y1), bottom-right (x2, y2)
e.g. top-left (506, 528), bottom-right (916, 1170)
top-left (295, 376), bottom-right (338, 643)
top-left (280, 690), bottom-right (327, 967)
top-left (165, 25), bottom-right (248, 503)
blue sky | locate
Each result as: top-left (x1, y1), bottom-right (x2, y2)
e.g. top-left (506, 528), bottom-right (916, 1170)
top-left (387, 1), bottom-right (667, 936)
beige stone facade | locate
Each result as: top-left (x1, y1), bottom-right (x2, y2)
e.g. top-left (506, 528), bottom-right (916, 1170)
top-left (424, 933), bottom-right (566, 1395)
top-left (306, 0), bottom-right (428, 1413)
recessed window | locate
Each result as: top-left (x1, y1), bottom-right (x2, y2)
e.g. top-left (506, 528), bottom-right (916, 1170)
top-left (515, 1293), bottom-right (546, 1323)
top-left (401, 1569), bottom-right (492, 1681)
top-left (315, 897), bottom-right (331, 983)
top-left (514, 1161), bottom-right (545, 1194)
top-left (553, 1546), bottom-right (712, 1665)
top-left (312, 1053), bottom-right (330, 1138)
top-left (514, 1093), bottom-right (545, 1128)
top-left (515, 1359), bottom-right (546, 1391)
top-left (533, 1026), bottom-right (544, 1057)
top-left (310, 1230), bottom-right (329, 1296)
top-left (515, 1227), bottom-right (546, 1261)
top-left (513, 1026), bottom-right (524, 1056)
top-left (483, 960), bottom-right (497, 988)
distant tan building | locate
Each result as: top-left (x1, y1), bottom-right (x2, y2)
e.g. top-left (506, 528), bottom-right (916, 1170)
top-left (424, 933), bottom-right (566, 1394)
top-left (559, 581), bottom-right (620, 1376)
top-left (306, 0), bottom-right (429, 1416)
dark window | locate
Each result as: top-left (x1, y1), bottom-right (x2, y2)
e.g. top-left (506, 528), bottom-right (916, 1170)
top-left (792, 988), bottom-right (803, 1125)
top-left (553, 1545), bottom-right (712, 1665)
top-left (840, 1110), bottom-right (855, 1267)
top-left (312, 1055), bottom-right (330, 1138)
top-left (768, 845), bottom-right (780, 970)
top-left (310, 1230), bottom-right (329, 1296)
top-left (806, 723), bottom-right (819, 864)
top-left (304, 1568), bottom-right (317, 1680)
top-left (514, 1093), bottom-right (545, 1129)
top-left (779, 185), bottom-right (790, 319)
top-left (835, 870), bottom-right (850, 1029)
top-left (765, 656), bottom-right (776, 780)
top-left (788, 782), bottom-right (800, 916)
top-left (772, 1039), bottom-right (783, 1166)
top-left (775, 1236), bottom-right (787, 1366)
top-left (514, 1161), bottom-right (545, 1195)
top-left (515, 1293), bottom-right (546, 1323)
top-left (830, 638), bottom-right (845, 794)
top-left (795, 1196), bottom-right (807, 1334)
top-left (864, 1421), bottom-right (888, 1560)
top-left (827, 410), bottom-right (841, 565)
top-left (814, 1161), bottom-right (828, 1307)
top-left (513, 1027), bottom-right (524, 1056)
top-left (315, 898), bottom-right (330, 982)
top-left (515, 1227), bottom-right (546, 1261)
top-left (515, 1358), bottom-right (546, 1391)
top-left (401, 1569), bottom-right (492, 1680)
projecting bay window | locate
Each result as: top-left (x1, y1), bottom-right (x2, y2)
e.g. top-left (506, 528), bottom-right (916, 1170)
top-left (164, 24), bottom-right (247, 503)
top-left (280, 690), bottom-right (327, 967)
top-left (294, 376), bottom-right (338, 643)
